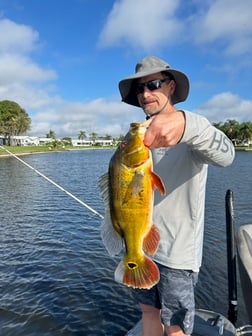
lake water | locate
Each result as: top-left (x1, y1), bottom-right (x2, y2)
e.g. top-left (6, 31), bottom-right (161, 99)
top-left (0, 149), bottom-right (251, 335)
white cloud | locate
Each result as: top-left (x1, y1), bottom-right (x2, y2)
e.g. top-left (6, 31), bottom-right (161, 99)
top-left (99, 0), bottom-right (252, 55)
top-left (0, 7), bottom-right (251, 140)
top-left (0, 18), bottom-right (56, 87)
top-left (190, 0), bottom-right (252, 55)
top-left (0, 54), bottom-right (57, 84)
top-left (0, 18), bottom-right (57, 118)
top-left (195, 92), bottom-right (252, 122)
top-left (98, 0), bottom-right (183, 50)
top-left (0, 82), bottom-right (58, 110)
top-left (0, 18), bottom-right (39, 53)
top-left (0, 18), bottom-right (141, 139)
top-left (29, 98), bottom-right (143, 138)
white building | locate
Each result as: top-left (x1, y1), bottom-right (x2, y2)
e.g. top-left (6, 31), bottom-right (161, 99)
top-left (0, 135), bottom-right (114, 147)
top-left (38, 137), bottom-right (54, 145)
top-left (71, 139), bottom-right (113, 146)
top-left (0, 136), bottom-right (54, 146)
top-left (93, 139), bottom-right (114, 146)
top-left (9, 135), bottom-right (40, 146)
top-left (71, 139), bottom-right (93, 146)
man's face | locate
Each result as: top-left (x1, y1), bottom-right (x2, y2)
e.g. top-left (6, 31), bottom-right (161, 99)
top-left (136, 72), bottom-right (174, 115)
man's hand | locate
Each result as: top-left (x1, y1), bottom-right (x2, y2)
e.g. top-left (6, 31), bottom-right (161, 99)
top-left (141, 110), bottom-right (186, 148)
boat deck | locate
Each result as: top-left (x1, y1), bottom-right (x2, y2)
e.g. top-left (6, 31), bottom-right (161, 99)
top-left (126, 309), bottom-right (237, 336)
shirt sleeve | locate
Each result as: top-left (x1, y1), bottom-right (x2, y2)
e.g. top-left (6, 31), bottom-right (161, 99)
top-left (180, 110), bottom-right (235, 167)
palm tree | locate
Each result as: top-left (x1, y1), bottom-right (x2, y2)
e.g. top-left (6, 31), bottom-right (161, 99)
top-left (90, 132), bottom-right (97, 145)
top-left (239, 122), bottom-right (252, 144)
top-left (46, 129), bottom-right (56, 139)
top-left (78, 130), bottom-right (86, 144)
top-left (223, 119), bottom-right (240, 141)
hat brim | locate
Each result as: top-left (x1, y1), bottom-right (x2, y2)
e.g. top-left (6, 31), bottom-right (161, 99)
top-left (119, 68), bottom-right (189, 107)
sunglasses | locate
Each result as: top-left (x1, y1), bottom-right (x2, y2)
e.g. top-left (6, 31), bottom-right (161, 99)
top-left (136, 78), bottom-right (170, 94)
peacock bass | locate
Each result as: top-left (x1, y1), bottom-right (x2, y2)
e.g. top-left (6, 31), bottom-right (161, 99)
top-left (98, 122), bottom-right (165, 289)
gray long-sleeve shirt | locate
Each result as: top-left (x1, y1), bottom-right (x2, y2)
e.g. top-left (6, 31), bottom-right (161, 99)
top-left (152, 111), bottom-right (235, 271)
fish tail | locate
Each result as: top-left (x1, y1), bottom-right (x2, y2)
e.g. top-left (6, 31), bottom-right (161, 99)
top-left (115, 256), bottom-right (160, 289)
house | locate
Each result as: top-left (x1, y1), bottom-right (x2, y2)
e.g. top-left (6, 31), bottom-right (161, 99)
top-left (71, 139), bottom-right (113, 146)
top-left (38, 137), bottom-right (54, 145)
top-left (9, 135), bottom-right (40, 146)
top-left (0, 135), bottom-right (114, 147)
top-left (93, 139), bottom-right (113, 146)
top-left (71, 139), bottom-right (93, 146)
top-left (0, 136), bottom-right (55, 146)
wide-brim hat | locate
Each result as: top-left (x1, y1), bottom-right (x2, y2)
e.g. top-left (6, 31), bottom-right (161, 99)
top-left (119, 56), bottom-right (189, 107)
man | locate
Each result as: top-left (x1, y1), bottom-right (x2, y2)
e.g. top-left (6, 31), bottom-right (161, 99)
top-left (119, 56), bottom-right (235, 336)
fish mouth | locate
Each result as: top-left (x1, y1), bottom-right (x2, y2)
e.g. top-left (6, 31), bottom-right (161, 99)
top-left (129, 123), bottom-right (146, 134)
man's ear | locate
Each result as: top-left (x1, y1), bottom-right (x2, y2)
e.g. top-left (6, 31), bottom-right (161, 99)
top-left (170, 80), bottom-right (176, 95)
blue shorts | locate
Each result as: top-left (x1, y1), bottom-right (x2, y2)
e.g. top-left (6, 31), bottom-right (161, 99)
top-left (132, 263), bottom-right (198, 334)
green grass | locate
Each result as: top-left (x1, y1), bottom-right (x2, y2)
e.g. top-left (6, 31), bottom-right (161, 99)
top-left (0, 144), bottom-right (251, 156)
top-left (0, 144), bottom-right (115, 156)
top-left (1, 144), bottom-right (251, 156)
top-left (235, 145), bottom-right (252, 151)
top-left (0, 145), bottom-right (66, 156)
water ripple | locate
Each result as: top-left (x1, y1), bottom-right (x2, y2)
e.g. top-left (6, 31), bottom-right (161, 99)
top-left (0, 150), bottom-right (251, 334)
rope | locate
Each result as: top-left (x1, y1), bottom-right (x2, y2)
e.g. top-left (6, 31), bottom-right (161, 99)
top-left (0, 145), bottom-right (104, 219)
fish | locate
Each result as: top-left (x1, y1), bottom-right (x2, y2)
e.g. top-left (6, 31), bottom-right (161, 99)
top-left (98, 122), bottom-right (165, 289)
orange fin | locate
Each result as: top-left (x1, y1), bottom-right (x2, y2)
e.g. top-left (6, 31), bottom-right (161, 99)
top-left (143, 224), bottom-right (160, 256)
top-left (151, 171), bottom-right (166, 195)
top-left (114, 256), bottom-right (160, 289)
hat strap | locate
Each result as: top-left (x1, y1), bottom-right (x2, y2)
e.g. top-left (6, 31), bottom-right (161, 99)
top-left (145, 96), bottom-right (169, 120)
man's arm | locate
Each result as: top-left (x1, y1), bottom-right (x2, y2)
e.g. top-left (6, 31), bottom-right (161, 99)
top-left (181, 110), bottom-right (235, 167)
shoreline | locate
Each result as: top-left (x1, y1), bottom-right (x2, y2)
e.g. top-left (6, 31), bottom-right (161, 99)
top-left (0, 146), bottom-right (116, 158)
top-left (0, 150), bottom-right (66, 158)
top-left (0, 146), bottom-right (250, 159)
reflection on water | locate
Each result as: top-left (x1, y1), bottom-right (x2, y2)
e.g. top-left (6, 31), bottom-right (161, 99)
top-left (0, 150), bottom-right (251, 335)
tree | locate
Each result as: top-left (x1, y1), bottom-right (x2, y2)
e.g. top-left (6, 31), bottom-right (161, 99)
top-left (223, 119), bottom-right (240, 141)
top-left (78, 130), bottom-right (86, 143)
top-left (239, 122), bottom-right (252, 143)
top-left (117, 134), bottom-right (125, 141)
top-left (213, 120), bottom-right (252, 146)
top-left (46, 129), bottom-right (56, 139)
top-left (90, 132), bottom-right (97, 144)
top-left (0, 100), bottom-right (31, 145)
top-left (61, 137), bottom-right (72, 145)
top-left (104, 134), bottom-right (112, 140)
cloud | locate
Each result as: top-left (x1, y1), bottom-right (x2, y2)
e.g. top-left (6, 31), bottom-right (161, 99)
top-left (0, 18), bottom-right (56, 85)
top-left (0, 54), bottom-right (57, 85)
top-left (0, 18), bottom-right (39, 53)
top-left (195, 92), bottom-right (252, 122)
top-left (190, 0), bottom-right (252, 55)
top-left (0, 18), bottom-right (57, 113)
top-left (0, 18), bottom-right (138, 140)
top-left (98, 0), bottom-right (183, 50)
top-left (29, 98), bottom-right (142, 138)
top-left (0, 6), bottom-right (251, 141)
top-left (99, 0), bottom-right (252, 55)
top-left (0, 14), bottom-right (143, 140)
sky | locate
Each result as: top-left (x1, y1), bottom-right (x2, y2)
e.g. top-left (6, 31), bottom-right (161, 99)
top-left (0, 0), bottom-right (251, 139)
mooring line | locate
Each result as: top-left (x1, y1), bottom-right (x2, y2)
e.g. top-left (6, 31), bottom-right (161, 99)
top-left (0, 145), bottom-right (104, 219)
